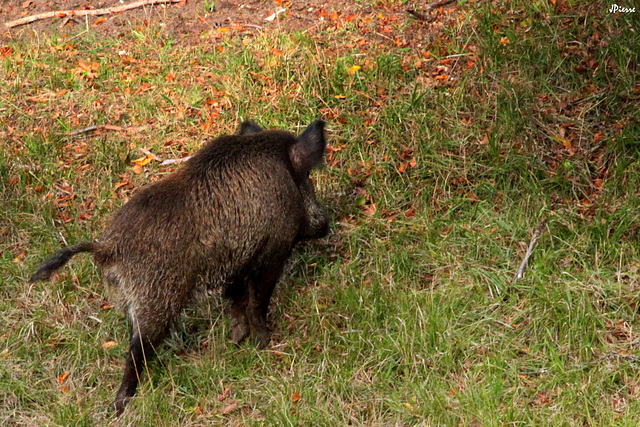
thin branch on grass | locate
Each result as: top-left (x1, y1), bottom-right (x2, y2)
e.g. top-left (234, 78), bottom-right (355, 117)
top-left (160, 156), bottom-right (191, 165)
top-left (407, 0), bottom-right (458, 22)
top-left (426, 0), bottom-right (458, 10)
top-left (5, 0), bottom-right (182, 29)
top-left (66, 125), bottom-right (146, 136)
top-left (406, 10), bottom-right (433, 22)
top-left (514, 221), bottom-right (547, 281)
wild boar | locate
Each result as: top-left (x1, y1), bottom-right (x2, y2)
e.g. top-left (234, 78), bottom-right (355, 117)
top-left (30, 120), bottom-right (330, 414)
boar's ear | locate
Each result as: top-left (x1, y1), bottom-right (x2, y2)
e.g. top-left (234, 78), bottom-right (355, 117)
top-left (239, 121), bottom-right (263, 135)
top-left (290, 120), bottom-right (326, 173)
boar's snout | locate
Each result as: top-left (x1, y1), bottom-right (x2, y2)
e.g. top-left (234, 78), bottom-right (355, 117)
top-left (297, 174), bottom-right (330, 240)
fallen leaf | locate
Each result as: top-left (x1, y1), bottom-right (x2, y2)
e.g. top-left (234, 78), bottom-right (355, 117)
top-left (94, 17), bottom-right (106, 25)
top-left (348, 65), bottom-right (361, 74)
top-left (221, 401), bottom-right (238, 414)
top-left (13, 251), bottom-right (26, 263)
top-left (593, 132), bottom-right (605, 143)
top-left (363, 204), bottom-right (377, 216)
top-left (102, 341), bottom-right (118, 349)
top-left (138, 148), bottom-right (161, 161)
top-left (132, 154), bottom-right (153, 166)
top-left (101, 300), bottom-right (114, 310)
top-left (218, 387), bottom-right (231, 401)
top-left (500, 37), bottom-right (510, 45)
top-left (132, 164), bottom-right (143, 174)
top-left (1, 46), bottom-right (14, 58)
top-left (292, 392), bottom-right (301, 402)
top-left (265, 7), bottom-right (286, 21)
top-left (58, 372), bottom-right (70, 383)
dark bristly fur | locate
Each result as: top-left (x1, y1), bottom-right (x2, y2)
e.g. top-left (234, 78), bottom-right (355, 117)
top-left (30, 120), bottom-right (330, 415)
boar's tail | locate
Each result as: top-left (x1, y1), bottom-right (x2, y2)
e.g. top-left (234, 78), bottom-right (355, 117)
top-left (29, 241), bottom-right (100, 283)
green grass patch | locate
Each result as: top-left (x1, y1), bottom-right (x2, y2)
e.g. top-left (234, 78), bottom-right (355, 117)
top-left (1, 1), bottom-right (640, 424)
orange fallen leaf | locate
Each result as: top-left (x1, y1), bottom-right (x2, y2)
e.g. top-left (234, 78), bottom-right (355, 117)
top-left (593, 132), bottom-right (605, 143)
top-left (13, 252), bottom-right (26, 263)
top-left (292, 392), bottom-right (301, 402)
top-left (94, 17), bottom-right (106, 25)
top-left (0, 46), bottom-right (13, 58)
top-left (132, 154), bottom-right (153, 166)
top-left (58, 372), bottom-right (70, 383)
top-left (102, 341), bottom-right (118, 349)
top-left (218, 387), bottom-right (231, 401)
top-left (594, 178), bottom-right (604, 190)
top-left (221, 401), bottom-right (238, 414)
top-left (101, 300), bottom-right (114, 310)
top-left (363, 204), bottom-right (377, 216)
top-left (132, 164), bottom-right (143, 174)
top-left (348, 65), bottom-right (361, 74)
top-left (500, 37), bottom-right (510, 45)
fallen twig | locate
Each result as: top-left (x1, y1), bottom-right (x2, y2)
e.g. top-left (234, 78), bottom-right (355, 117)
top-left (6, 0), bottom-right (182, 29)
top-left (515, 221), bottom-right (547, 281)
top-left (160, 156), bottom-right (191, 165)
top-left (66, 125), bottom-right (146, 136)
top-left (406, 10), bottom-right (433, 22)
top-left (426, 0), bottom-right (458, 10)
top-left (407, 0), bottom-right (458, 22)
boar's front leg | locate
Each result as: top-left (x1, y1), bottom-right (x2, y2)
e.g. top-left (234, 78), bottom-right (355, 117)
top-left (247, 265), bottom-right (283, 349)
top-left (224, 280), bottom-right (250, 345)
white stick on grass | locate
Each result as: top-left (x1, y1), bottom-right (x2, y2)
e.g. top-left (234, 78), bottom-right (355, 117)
top-left (515, 221), bottom-right (546, 281)
top-left (6, 0), bottom-right (182, 29)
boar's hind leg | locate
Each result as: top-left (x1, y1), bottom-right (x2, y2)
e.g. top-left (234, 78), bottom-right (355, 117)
top-left (247, 265), bottom-right (283, 349)
top-left (113, 321), bottom-right (168, 416)
top-left (224, 281), bottom-right (250, 345)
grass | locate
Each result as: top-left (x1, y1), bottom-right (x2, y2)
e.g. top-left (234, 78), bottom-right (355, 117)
top-left (2, 0), bottom-right (640, 424)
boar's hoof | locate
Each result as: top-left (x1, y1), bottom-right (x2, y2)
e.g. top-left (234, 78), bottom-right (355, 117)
top-left (112, 396), bottom-right (131, 417)
top-left (253, 330), bottom-right (271, 350)
top-left (230, 317), bottom-right (250, 345)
